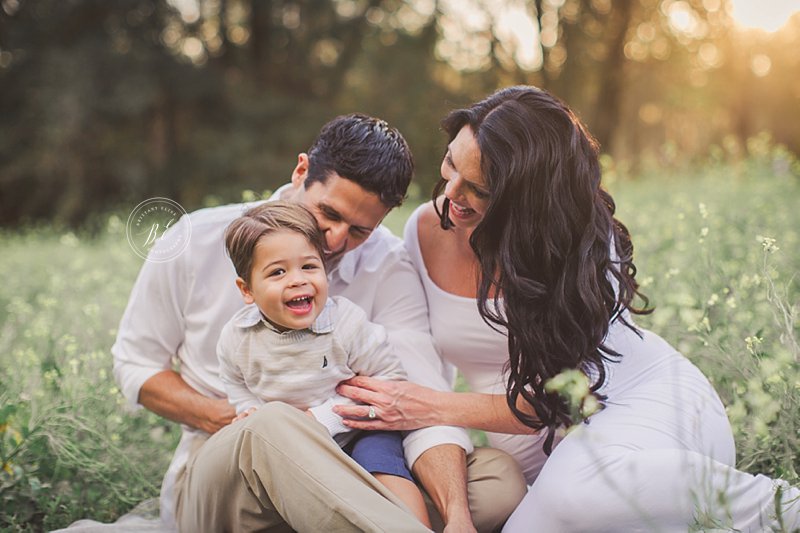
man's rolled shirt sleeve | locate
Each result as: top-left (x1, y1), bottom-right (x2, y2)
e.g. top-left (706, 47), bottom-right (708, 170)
top-left (369, 250), bottom-right (474, 468)
top-left (112, 216), bottom-right (190, 409)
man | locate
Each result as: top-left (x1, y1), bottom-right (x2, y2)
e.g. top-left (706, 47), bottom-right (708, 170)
top-left (112, 114), bottom-right (526, 532)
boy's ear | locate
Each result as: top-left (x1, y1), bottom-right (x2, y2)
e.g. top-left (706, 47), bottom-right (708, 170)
top-left (290, 153), bottom-right (309, 189)
top-left (235, 277), bottom-right (255, 305)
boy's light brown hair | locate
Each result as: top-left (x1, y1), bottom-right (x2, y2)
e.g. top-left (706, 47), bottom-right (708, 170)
top-left (224, 201), bottom-right (326, 284)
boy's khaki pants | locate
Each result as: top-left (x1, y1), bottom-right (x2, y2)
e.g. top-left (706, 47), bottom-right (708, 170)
top-left (175, 402), bottom-right (526, 533)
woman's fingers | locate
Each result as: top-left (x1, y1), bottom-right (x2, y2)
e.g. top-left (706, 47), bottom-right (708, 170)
top-left (335, 378), bottom-right (432, 430)
top-left (336, 378), bottom-right (390, 406)
top-left (336, 384), bottom-right (381, 407)
top-left (340, 375), bottom-right (385, 391)
top-left (341, 417), bottom-right (390, 431)
top-left (333, 402), bottom-right (373, 419)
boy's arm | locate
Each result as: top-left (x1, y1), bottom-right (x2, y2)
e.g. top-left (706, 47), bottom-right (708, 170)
top-left (217, 327), bottom-right (263, 415)
top-left (342, 303), bottom-right (406, 381)
top-left (307, 302), bottom-right (404, 436)
top-left (306, 394), bottom-right (356, 436)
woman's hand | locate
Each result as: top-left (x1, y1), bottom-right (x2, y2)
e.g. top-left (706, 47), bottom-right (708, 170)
top-left (334, 376), bottom-right (441, 431)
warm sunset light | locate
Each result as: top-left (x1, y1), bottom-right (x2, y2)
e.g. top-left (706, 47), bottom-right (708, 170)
top-left (729, 0), bottom-right (800, 32)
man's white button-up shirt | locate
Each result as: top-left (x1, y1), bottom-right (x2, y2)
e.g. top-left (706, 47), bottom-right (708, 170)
top-left (111, 191), bottom-right (473, 526)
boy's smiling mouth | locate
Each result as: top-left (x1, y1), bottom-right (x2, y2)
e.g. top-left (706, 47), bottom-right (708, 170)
top-left (285, 295), bottom-right (314, 314)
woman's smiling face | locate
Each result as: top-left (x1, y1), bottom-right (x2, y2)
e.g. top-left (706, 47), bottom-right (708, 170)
top-left (440, 125), bottom-right (490, 230)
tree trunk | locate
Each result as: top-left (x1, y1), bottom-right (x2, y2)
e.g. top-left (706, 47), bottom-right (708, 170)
top-left (590, 0), bottom-right (634, 153)
top-left (249, 0), bottom-right (273, 86)
top-left (533, 0), bottom-right (550, 90)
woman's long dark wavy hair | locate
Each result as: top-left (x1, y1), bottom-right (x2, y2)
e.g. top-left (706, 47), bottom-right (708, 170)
top-left (434, 86), bottom-right (651, 454)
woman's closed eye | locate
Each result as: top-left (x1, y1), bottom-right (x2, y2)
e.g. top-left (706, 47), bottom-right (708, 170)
top-left (471, 184), bottom-right (490, 199)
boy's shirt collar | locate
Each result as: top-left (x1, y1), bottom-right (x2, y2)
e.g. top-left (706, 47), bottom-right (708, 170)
top-left (328, 247), bottom-right (357, 285)
top-left (234, 299), bottom-right (335, 334)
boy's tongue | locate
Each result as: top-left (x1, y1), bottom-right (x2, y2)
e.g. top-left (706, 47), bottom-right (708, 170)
top-left (286, 298), bottom-right (312, 313)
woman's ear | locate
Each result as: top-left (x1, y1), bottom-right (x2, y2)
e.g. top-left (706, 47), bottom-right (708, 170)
top-left (235, 277), bottom-right (255, 304)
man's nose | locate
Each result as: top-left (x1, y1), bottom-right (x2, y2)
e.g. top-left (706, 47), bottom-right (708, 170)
top-left (325, 223), bottom-right (349, 254)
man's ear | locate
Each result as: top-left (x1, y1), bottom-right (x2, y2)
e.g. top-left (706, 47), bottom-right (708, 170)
top-left (290, 153), bottom-right (310, 189)
top-left (235, 277), bottom-right (255, 305)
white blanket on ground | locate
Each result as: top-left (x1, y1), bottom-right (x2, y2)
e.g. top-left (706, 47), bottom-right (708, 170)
top-left (49, 499), bottom-right (175, 533)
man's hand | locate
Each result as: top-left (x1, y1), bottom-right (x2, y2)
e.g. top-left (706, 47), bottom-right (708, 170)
top-left (199, 398), bottom-right (237, 434)
top-left (139, 370), bottom-right (236, 434)
top-left (334, 376), bottom-right (440, 430)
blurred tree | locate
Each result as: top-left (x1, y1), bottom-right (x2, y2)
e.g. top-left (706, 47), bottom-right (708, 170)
top-left (0, 0), bottom-right (798, 227)
top-left (0, 0), bottom-right (210, 226)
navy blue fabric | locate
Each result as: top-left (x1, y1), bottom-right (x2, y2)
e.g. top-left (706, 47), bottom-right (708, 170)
top-left (347, 431), bottom-right (413, 482)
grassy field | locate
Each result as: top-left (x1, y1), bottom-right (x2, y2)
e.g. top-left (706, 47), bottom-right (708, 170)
top-left (2, 145), bottom-right (799, 531)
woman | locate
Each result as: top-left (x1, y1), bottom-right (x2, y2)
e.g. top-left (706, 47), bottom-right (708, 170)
top-left (337, 86), bottom-right (799, 531)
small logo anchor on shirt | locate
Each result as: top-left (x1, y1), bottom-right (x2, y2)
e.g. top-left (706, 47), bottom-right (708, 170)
top-left (322, 355), bottom-right (328, 368)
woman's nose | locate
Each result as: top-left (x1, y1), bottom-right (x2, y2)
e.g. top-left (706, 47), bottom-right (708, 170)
top-left (444, 175), bottom-right (463, 198)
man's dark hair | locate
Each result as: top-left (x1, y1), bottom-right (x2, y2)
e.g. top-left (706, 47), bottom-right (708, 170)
top-left (305, 114), bottom-right (414, 208)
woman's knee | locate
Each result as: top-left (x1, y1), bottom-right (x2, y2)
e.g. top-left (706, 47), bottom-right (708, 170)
top-left (512, 449), bottom-right (713, 531)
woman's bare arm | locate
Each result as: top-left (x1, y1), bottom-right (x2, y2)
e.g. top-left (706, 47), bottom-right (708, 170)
top-left (334, 376), bottom-right (537, 435)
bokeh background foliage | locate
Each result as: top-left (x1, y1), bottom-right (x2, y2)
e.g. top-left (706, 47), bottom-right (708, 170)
top-left (2, 151), bottom-right (799, 530)
top-left (1, 0), bottom-right (799, 530)
top-left (0, 0), bottom-right (799, 226)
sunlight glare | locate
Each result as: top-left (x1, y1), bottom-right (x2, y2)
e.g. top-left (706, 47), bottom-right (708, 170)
top-left (496, 7), bottom-right (541, 70)
top-left (729, 0), bottom-right (800, 32)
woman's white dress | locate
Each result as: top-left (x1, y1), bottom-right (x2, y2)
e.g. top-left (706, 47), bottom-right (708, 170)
top-left (404, 205), bottom-right (799, 532)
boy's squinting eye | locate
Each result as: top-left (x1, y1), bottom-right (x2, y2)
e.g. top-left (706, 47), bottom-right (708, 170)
top-left (302, 263), bottom-right (319, 270)
top-left (268, 268), bottom-right (285, 277)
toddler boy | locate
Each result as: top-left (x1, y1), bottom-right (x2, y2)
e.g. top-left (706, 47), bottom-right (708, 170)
top-left (218, 201), bottom-right (431, 527)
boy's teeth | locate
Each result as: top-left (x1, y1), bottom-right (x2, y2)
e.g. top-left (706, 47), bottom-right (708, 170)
top-left (286, 296), bottom-right (312, 309)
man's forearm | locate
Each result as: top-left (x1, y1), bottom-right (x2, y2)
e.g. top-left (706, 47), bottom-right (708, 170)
top-left (412, 444), bottom-right (474, 531)
top-left (138, 370), bottom-right (235, 434)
